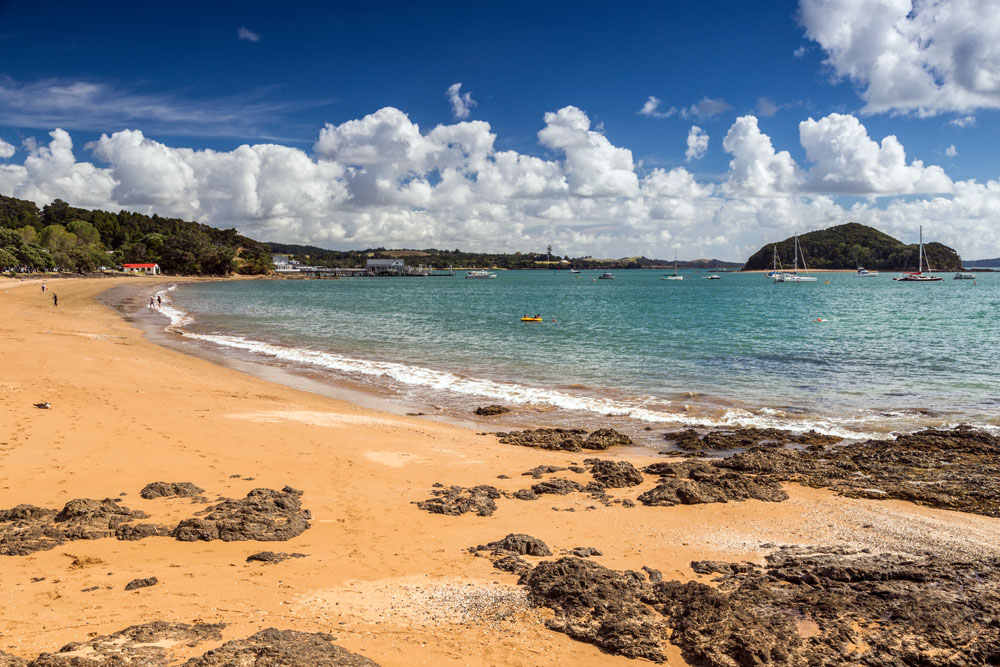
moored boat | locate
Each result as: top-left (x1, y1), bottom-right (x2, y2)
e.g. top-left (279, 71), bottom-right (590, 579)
top-left (893, 227), bottom-right (942, 282)
top-left (773, 236), bottom-right (817, 283)
top-left (597, 272), bottom-right (615, 280)
top-left (854, 266), bottom-right (878, 277)
top-left (465, 270), bottom-right (497, 279)
top-left (954, 272), bottom-right (976, 280)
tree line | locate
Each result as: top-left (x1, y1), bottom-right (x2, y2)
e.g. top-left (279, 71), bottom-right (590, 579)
top-left (0, 195), bottom-right (272, 275)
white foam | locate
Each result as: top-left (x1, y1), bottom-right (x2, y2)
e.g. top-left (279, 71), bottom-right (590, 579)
top-left (155, 285), bottom-right (192, 328)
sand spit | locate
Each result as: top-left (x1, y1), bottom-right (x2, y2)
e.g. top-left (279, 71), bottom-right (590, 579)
top-left (2, 276), bottom-right (1000, 666)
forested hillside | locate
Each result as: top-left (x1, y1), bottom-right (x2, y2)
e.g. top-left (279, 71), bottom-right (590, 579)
top-left (742, 223), bottom-right (962, 271)
top-left (0, 195), bottom-right (272, 275)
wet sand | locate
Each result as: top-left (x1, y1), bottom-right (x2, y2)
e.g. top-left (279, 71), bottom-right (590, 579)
top-left (2, 276), bottom-right (999, 665)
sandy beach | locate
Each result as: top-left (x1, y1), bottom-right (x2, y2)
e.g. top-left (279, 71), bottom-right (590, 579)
top-left (2, 276), bottom-right (1000, 665)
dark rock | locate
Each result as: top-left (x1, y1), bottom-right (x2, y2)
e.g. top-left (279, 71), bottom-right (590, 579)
top-left (180, 627), bottom-right (378, 666)
top-left (139, 481), bottom-right (206, 499)
top-left (475, 404), bottom-right (511, 416)
top-left (585, 459), bottom-right (643, 487)
top-left (81, 586), bottom-right (99, 592)
top-left (637, 465), bottom-right (788, 506)
top-left (512, 489), bottom-right (538, 501)
top-left (0, 651), bottom-right (25, 667)
top-left (498, 428), bottom-right (587, 451)
top-left (583, 429), bottom-right (633, 450)
top-left (415, 485), bottom-right (500, 517)
top-left (28, 621), bottom-right (225, 666)
top-left (172, 486), bottom-right (310, 541)
top-left (116, 523), bottom-right (172, 541)
top-left (247, 551), bottom-right (307, 563)
top-left (523, 557), bottom-right (670, 662)
top-left (664, 427), bottom-right (843, 451)
top-left (530, 478), bottom-right (583, 495)
top-left (485, 533), bottom-right (552, 556)
top-left (522, 465), bottom-right (567, 479)
top-left (0, 499), bottom-right (148, 556)
top-left (493, 554), bottom-right (532, 576)
top-left (124, 576), bottom-right (158, 591)
top-left (569, 547), bottom-right (602, 558)
top-left (641, 566), bottom-right (662, 582)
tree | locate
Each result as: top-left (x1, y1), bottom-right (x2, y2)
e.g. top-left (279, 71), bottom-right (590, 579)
top-left (66, 220), bottom-right (100, 246)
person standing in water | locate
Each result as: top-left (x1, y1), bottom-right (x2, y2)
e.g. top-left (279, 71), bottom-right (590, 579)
top-left (156, 294), bottom-right (162, 308)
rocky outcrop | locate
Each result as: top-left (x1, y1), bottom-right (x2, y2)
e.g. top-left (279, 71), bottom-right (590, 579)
top-left (140, 481), bottom-right (205, 499)
top-left (530, 478), bottom-right (583, 496)
top-left (0, 651), bottom-right (25, 667)
top-left (415, 485), bottom-right (500, 517)
top-left (497, 428), bottom-right (632, 452)
top-left (475, 405), bottom-right (511, 416)
top-left (521, 465), bottom-right (567, 478)
top-left (172, 487), bottom-right (310, 542)
top-left (585, 459), bottom-right (643, 488)
top-left (523, 557), bottom-right (670, 662)
top-left (483, 533), bottom-right (552, 557)
top-left (116, 523), bottom-right (172, 541)
top-left (181, 628), bottom-right (378, 666)
top-left (718, 425), bottom-right (1000, 516)
top-left (28, 621), bottom-right (225, 666)
top-left (637, 462), bottom-right (788, 506)
top-left (663, 427), bottom-right (842, 451)
top-left (247, 551), bottom-right (307, 563)
top-left (0, 499), bottom-right (148, 556)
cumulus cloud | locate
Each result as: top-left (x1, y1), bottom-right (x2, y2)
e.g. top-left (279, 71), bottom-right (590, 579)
top-left (446, 83), bottom-right (477, 120)
top-left (638, 96), bottom-right (676, 119)
top-left (685, 126), bottom-right (709, 161)
top-left (2, 105), bottom-right (998, 260)
top-left (946, 144), bottom-right (958, 158)
top-left (237, 27), bottom-right (260, 42)
top-left (800, 0), bottom-right (1000, 115)
top-left (682, 97), bottom-right (732, 120)
top-left (0, 138), bottom-right (14, 159)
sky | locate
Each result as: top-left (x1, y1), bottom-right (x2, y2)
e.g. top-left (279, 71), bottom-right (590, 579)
top-left (1, 0), bottom-right (999, 260)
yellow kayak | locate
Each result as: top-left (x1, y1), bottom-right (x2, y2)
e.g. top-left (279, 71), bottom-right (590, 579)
top-left (520, 317), bottom-right (543, 322)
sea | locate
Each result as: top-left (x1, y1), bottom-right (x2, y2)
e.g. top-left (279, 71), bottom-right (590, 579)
top-left (148, 268), bottom-right (1000, 447)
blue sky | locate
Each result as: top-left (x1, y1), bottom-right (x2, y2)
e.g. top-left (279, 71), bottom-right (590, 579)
top-left (1, 0), bottom-right (998, 260)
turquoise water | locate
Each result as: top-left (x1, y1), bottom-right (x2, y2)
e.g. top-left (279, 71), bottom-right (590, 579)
top-left (162, 270), bottom-right (1000, 441)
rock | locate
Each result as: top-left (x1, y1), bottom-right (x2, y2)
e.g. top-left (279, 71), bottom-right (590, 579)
top-left (530, 478), bottom-right (583, 495)
top-left (172, 486), bottom-right (310, 542)
top-left (664, 427), bottom-right (843, 451)
top-left (583, 429), bottom-right (633, 450)
top-left (475, 405), bottom-right (511, 416)
top-left (116, 523), bottom-right (172, 541)
top-left (124, 576), bottom-right (158, 591)
top-left (585, 459), bottom-right (643, 487)
top-left (498, 428), bottom-right (587, 451)
top-left (0, 651), bottom-right (25, 667)
top-left (415, 485), bottom-right (500, 517)
top-left (140, 481), bottom-right (206, 499)
top-left (637, 465), bottom-right (788, 507)
top-left (0, 499), bottom-right (149, 556)
top-left (29, 621), bottom-right (225, 665)
top-left (512, 489), bottom-right (538, 501)
top-left (492, 554), bottom-right (531, 576)
top-left (521, 465), bottom-right (567, 478)
top-left (247, 551), bottom-right (307, 563)
top-left (641, 566), bottom-right (662, 582)
top-left (523, 557), bottom-right (670, 663)
top-left (181, 628), bottom-right (378, 666)
top-left (569, 547), bottom-right (602, 558)
top-left (485, 533), bottom-right (552, 556)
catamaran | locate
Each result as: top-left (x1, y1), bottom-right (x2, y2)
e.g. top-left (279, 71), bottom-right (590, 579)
top-left (773, 236), bottom-right (817, 282)
top-left (662, 251), bottom-right (683, 280)
top-left (893, 227), bottom-right (942, 282)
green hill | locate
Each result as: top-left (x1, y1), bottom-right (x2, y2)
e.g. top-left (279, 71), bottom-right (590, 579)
top-left (0, 195), bottom-right (272, 275)
top-left (742, 223), bottom-right (962, 272)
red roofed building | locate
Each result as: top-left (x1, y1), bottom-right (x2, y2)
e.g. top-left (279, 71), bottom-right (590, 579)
top-left (122, 263), bottom-right (160, 275)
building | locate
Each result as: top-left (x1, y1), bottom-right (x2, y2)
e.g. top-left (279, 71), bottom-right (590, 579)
top-left (122, 263), bottom-right (160, 275)
top-left (366, 258), bottom-right (406, 276)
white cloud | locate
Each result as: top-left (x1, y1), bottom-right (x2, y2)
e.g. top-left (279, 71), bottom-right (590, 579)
top-left (238, 27), bottom-right (260, 42)
top-left (2, 106), bottom-right (999, 260)
top-left (0, 138), bottom-right (14, 159)
top-left (800, 0), bottom-right (1000, 115)
top-left (756, 97), bottom-right (780, 117)
top-left (682, 97), bottom-right (732, 120)
top-left (446, 83), bottom-right (477, 120)
top-left (949, 115), bottom-right (976, 128)
top-left (793, 45), bottom-right (807, 58)
top-left (946, 144), bottom-right (958, 158)
top-left (638, 96), bottom-right (676, 119)
top-left (685, 126), bottom-right (709, 161)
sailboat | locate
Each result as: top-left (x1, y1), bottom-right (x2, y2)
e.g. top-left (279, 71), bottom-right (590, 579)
top-left (773, 236), bottom-right (817, 282)
top-left (662, 251), bottom-right (683, 280)
top-left (893, 226), bottom-right (942, 282)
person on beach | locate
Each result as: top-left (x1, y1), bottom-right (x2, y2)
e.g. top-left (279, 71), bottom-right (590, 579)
top-left (157, 295), bottom-right (162, 308)
top-left (149, 296), bottom-right (155, 310)
top-left (41, 283), bottom-right (45, 293)
top-left (52, 293), bottom-right (57, 307)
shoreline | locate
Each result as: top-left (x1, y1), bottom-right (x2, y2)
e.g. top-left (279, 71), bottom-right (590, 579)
top-left (3, 276), bottom-right (1000, 665)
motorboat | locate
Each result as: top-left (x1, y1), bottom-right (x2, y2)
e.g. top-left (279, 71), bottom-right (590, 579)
top-left (704, 274), bottom-right (721, 280)
top-left (569, 269), bottom-right (581, 274)
top-left (954, 272), bottom-right (976, 280)
top-left (854, 266), bottom-right (878, 277)
top-left (465, 270), bottom-right (497, 279)
top-left (893, 227), bottom-right (942, 282)
top-left (597, 272), bottom-right (615, 279)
